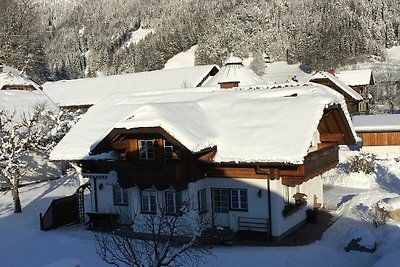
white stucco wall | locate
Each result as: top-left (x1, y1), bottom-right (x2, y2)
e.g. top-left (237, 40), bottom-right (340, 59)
top-left (270, 176), bottom-right (323, 238)
top-left (86, 173), bottom-right (323, 239)
top-left (191, 178), bottom-right (270, 232)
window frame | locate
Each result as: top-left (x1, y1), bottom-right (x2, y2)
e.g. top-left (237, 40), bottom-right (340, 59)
top-left (230, 188), bottom-right (248, 211)
top-left (212, 188), bottom-right (230, 213)
top-left (138, 140), bottom-right (155, 160)
top-left (163, 140), bottom-right (174, 162)
top-left (141, 190), bottom-right (157, 214)
top-left (165, 191), bottom-right (182, 215)
top-left (197, 189), bottom-right (207, 214)
top-left (113, 184), bottom-right (129, 206)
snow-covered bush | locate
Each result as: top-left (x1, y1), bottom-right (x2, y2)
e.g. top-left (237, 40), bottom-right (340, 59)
top-left (370, 201), bottom-right (389, 227)
top-left (343, 154), bottom-right (376, 174)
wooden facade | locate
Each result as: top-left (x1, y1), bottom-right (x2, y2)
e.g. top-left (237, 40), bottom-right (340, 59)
top-left (310, 77), bottom-right (368, 115)
top-left (359, 132), bottom-right (400, 146)
top-left (82, 105), bottom-right (354, 189)
top-left (1, 85), bottom-right (37, 91)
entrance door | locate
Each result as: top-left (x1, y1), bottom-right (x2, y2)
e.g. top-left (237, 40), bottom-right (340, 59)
top-left (212, 188), bottom-right (230, 227)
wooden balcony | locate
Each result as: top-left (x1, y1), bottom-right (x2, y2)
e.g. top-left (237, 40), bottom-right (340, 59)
top-left (303, 144), bottom-right (338, 179)
top-left (281, 144), bottom-right (339, 186)
top-left (82, 160), bottom-right (189, 188)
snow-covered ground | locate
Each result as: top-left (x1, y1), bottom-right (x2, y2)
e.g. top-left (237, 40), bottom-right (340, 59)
top-left (2, 148), bottom-right (400, 266)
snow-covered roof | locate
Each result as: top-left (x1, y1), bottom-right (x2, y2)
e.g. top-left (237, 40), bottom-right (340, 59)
top-left (50, 83), bottom-right (354, 164)
top-left (263, 61), bottom-right (311, 84)
top-left (0, 88), bottom-right (60, 119)
top-left (309, 72), bottom-right (363, 101)
top-left (352, 114), bottom-right (400, 132)
top-left (0, 72), bottom-right (41, 91)
top-left (203, 56), bottom-right (264, 87)
top-left (336, 69), bottom-right (373, 86)
top-left (42, 65), bottom-right (218, 107)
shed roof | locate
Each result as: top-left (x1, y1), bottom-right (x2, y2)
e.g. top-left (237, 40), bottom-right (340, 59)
top-left (352, 114), bottom-right (400, 132)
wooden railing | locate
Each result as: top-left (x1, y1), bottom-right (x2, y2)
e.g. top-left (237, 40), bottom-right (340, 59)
top-left (84, 160), bottom-right (188, 186)
top-left (303, 144), bottom-right (339, 179)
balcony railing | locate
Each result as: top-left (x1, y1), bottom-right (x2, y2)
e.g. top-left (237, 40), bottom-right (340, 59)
top-left (83, 160), bottom-right (188, 187)
top-left (281, 144), bottom-right (339, 186)
top-left (303, 144), bottom-right (338, 179)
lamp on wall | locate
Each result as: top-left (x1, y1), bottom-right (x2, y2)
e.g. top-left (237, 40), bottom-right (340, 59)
top-left (99, 183), bottom-right (104, 190)
top-left (257, 189), bottom-right (262, 198)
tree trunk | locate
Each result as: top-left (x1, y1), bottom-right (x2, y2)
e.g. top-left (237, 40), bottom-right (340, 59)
top-left (12, 186), bottom-right (22, 213)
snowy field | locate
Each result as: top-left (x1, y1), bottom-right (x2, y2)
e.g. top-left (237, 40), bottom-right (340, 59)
top-left (2, 148), bottom-right (400, 266)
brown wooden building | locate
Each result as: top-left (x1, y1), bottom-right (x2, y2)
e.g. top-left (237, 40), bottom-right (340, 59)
top-left (353, 114), bottom-right (400, 153)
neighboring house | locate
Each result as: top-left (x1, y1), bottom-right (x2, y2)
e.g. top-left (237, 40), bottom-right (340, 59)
top-left (309, 71), bottom-right (365, 115)
top-left (263, 61), bottom-right (311, 84)
top-left (352, 114), bottom-right (400, 153)
top-left (42, 65), bottom-right (219, 112)
top-left (203, 56), bottom-right (265, 88)
top-left (336, 69), bottom-right (374, 113)
top-left (50, 83), bottom-right (356, 240)
top-left (0, 70), bottom-right (61, 188)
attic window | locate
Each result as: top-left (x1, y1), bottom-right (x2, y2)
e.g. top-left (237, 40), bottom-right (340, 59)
top-left (164, 140), bottom-right (174, 162)
top-left (138, 140), bottom-right (154, 160)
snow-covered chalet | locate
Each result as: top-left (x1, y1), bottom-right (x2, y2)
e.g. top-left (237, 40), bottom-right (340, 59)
top-left (50, 74), bottom-right (356, 239)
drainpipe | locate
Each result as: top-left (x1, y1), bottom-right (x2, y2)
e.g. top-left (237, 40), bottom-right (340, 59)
top-left (255, 165), bottom-right (273, 242)
top-left (93, 178), bottom-right (98, 212)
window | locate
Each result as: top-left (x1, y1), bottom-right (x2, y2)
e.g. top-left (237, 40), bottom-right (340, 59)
top-left (138, 140), bottom-right (154, 159)
top-left (141, 190), bottom-right (157, 213)
top-left (165, 191), bottom-right (182, 214)
top-left (198, 189), bottom-right (207, 213)
top-left (230, 189), bottom-right (248, 211)
top-left (164, 140), bottom-right (174, 162)
top-left (114, 184), bottom-right (129, 206)
top-left (283, 185), bottom-right (300, 204)
top-left (212, 188), bottom-right (229, 213)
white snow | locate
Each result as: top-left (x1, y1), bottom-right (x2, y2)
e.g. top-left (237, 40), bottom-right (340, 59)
top-left (0, 72), bottom-right (40, 90)
top-left (5, 148), bottom-right (400, 266)
top-left (352, 114), bottom-right (400, 132)
top-left (310, 71), bottom-right (363, 101)
top-left (164, 45), bottom-right (197, 69)
top-left (50, 83), bottom-right (354, 164)
top-left (0, 87), bottom-right (60, 119)
top-left (125, 27), bottom-right (154, 47)
top-left (386, 46), bottom-right (400, 61)
top-left (336, 69), bottom-right (373, 87)
top-left (387, 196), bottom-right (400, 210)
top-left (345, 227), bottom-right (376, 249)
top-left (42, 65), bottom-right (218, 107)
top-left (263, 61), bottom-right (311, 84)
top-left (203, 56), bottom-right (265, 87)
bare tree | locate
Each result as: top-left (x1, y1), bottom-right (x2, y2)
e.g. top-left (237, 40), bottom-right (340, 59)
top-left (95, 199), bottom-right (212, 267)
top-left (0, 104), bottom-right (69, 213)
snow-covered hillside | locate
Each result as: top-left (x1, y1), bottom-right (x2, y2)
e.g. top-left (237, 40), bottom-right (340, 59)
top-left (2, 148), bottom-right (400, 266)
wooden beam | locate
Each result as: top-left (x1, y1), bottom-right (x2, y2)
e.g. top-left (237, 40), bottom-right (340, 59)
top-left (320, 133), bottom-right (344, 142)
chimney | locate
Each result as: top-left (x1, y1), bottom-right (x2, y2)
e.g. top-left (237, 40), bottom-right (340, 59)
top-left (219, 81), bottom-right (239, 89)
top-left (327, 69), bottom-right (336, 76)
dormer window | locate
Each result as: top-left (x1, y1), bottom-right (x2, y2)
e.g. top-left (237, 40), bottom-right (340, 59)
top-left (164, 140), bottom-right (173, 162)
top-left (138, 140), bottom-right (154, 160)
